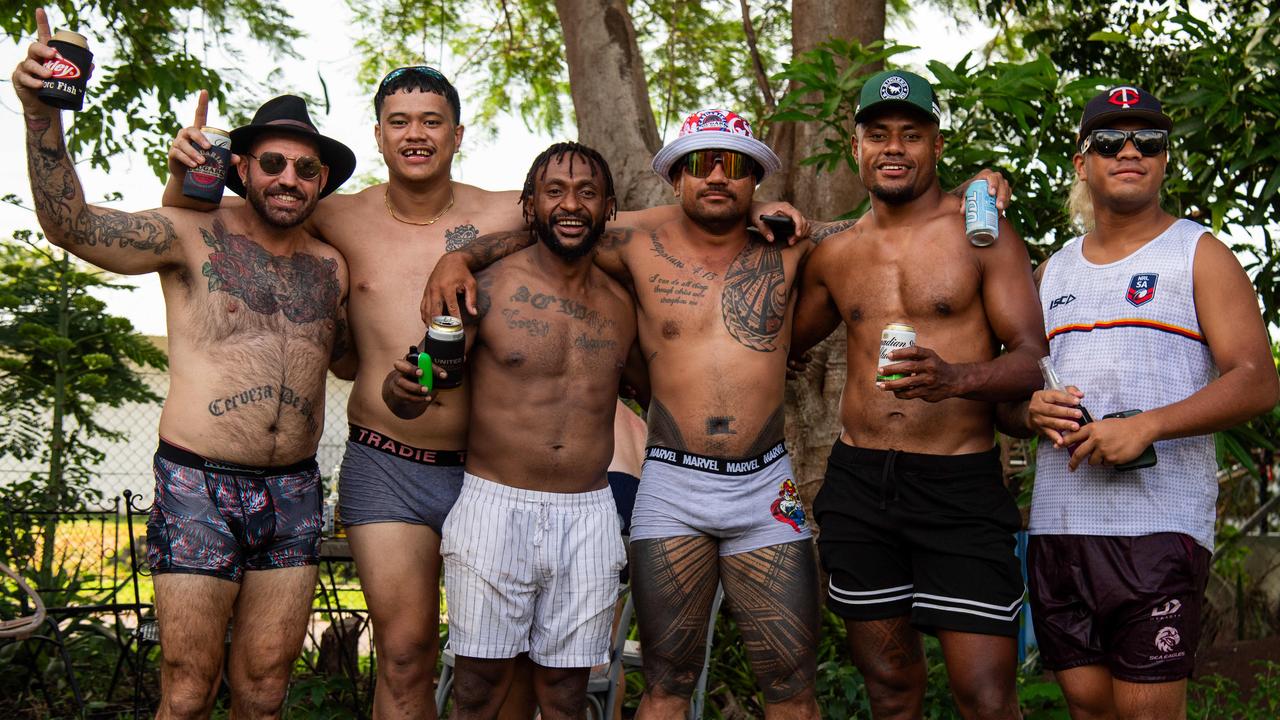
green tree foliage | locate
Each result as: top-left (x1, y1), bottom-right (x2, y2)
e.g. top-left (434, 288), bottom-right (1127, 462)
top-left (0, 2), bottom-right (302, 179)
top-left (346, 0), bottom-right (794, 135)
top-left (0, 231), bottom-right (167, 572)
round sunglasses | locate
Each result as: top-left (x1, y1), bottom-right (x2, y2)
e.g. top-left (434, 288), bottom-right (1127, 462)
top-left (245, 152), bottom-right (324, 181)
top-left (1081, 129), bottom-right (1169, 157)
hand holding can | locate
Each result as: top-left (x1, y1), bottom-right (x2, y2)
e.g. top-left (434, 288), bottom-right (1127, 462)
top-left (964, 179), bottom-right (999, 247)
top-left (37, 29), bottom-right (92, 111)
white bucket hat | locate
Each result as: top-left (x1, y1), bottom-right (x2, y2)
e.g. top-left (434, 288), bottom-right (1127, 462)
top-left (651, 108), bottom-right (782, 185)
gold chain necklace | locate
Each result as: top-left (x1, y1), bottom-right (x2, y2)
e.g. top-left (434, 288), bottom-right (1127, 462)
top-left (385, 186), bottom-right (455, 226)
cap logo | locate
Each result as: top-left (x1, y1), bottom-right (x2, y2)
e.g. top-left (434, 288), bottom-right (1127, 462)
top-left (679, 109), bottom-right (754, 138)
top-left (880, 76), bottom-right (910, 100)
top-left (1108, 86), bottom-right (1141, 108)
top-left (43, 51), bottom-right (81, 80)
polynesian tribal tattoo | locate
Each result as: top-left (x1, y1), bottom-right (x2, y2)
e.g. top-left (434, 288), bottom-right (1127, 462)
top-left (811, 219), bottom-right (857, 244)
top-left (646, 398), bottom-right (688, 451)
top-left (444, 223), bottom-right (478, 251)
top-left (721, 242), bottom-right (786, 352)
top-left (26, 115), bottom-right (176, 255)
top-left (201, 220), bottom-right (340, 323)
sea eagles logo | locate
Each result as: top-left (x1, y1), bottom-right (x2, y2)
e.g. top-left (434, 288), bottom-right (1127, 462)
top-left (770, 478), bottom-right (806, 532)
top-left (1155, 626), bottom-right (1181, 653)
top-left (1108, 86), bottom-right (1141, 108)
top-left (43, 51), bottom-right (81, 80)
top-left (1126, 273), bottom-right (1158, 307)
top-left (880, 76), bottom-right (910, 100)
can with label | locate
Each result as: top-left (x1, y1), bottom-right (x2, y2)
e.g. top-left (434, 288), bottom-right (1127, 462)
top-left (877, 323), bottom-right (916, 382)
top-left (423, 316), bottom-right (465, 389)
top-left (964, 179), bottom-right (999, 247)
top-left (37, 30), bottom-right (93, 111)
top-left (182, 127), bottom-right (232, 203)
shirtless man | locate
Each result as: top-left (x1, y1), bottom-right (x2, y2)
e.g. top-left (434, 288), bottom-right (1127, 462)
top-left (15, 11), bottom-right (354, 719)
top-left (790, 70), bottom-right (1046, 719)
top-left (385, 143), bottom-right (635, 719)
top-left (427, 109), bottom-right (831, 719)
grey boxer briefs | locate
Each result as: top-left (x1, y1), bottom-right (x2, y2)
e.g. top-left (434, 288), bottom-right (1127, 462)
top-left (337, 425), bottom-right (465, 534)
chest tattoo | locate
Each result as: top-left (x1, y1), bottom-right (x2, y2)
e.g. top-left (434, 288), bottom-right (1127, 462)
top-left (201, 219), bottom-right (340, 324)
top-left (445, 223), bottom-right (479, 252)
top-left (721, 243), bottom-right (786, 352)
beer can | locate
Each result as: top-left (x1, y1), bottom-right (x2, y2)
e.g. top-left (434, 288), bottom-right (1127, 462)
top-left (182, 127), bottom-right (233, 203)
top-left (964, 179), bottom-right (999, 247)
top-left (424, 316), bottom-right (465, 389)
top-left (877, 323), bottom-right (916, 382)
top-left (37, 30), bottom-right (93, 111)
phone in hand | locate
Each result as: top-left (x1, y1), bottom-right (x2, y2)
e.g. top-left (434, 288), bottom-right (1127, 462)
top-left (759, 213), bottom-right (795, 244)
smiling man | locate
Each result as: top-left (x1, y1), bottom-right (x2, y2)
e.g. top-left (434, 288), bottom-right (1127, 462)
top-left (1007, 86), bottom-right (1278, 720)
top-left (791, 70), bottom-right (1046, 719)
top-left (385, 143), bottom-right (636, 720)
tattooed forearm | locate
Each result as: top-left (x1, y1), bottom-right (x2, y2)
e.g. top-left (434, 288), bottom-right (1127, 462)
top-left (811, 219), bottom-right (856, 245)
top-left (452, 230), bottom-right (534, 270)
top-left (25, 115), bottom-right (176, 256)
top-left (721, 242), bottom-right (786, 352)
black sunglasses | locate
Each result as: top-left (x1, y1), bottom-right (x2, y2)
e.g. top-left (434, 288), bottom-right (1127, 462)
top-left (379, 66), bottom-right (448, 90)
top-left (245, 152), bottom-right (324, 181)
top-left (1081, 129), bottom-right (1169, 157)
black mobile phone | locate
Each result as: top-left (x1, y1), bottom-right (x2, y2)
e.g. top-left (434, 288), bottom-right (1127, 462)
top-left (1101, 409), bottom-right (1158, 471)
top-left (748, 213), bottom-right (795, 244)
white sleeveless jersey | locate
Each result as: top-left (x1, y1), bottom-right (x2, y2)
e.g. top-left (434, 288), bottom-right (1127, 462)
top-left (1031, 219), bottom-right (1219, 551)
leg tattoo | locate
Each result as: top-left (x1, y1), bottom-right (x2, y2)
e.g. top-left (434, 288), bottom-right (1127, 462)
top-left (630, 536), bottom-right (720, 698)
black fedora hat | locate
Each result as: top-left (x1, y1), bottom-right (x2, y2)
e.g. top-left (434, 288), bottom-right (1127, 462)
top-left (227, 95), bottom-right (356, 198)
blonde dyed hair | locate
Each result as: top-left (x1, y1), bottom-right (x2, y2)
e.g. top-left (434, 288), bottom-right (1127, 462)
top-left (1067, 174), bottom-right (1094, 233)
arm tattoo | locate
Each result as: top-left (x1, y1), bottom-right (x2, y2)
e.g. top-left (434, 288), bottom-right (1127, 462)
top-left (472, 272), bottom-right (494, 322)
top-left (811, 219), bottom-right (856, 245)
top-left (330, 305), bottom-right (351, 362)
top-left (721, 242), bottom-right (786, 352)
top-left (26, 114), bottom-right (176, 255)
top-left (596, 227), bottom-right (639, 251)
top-left (646, 398), bottom-right (688, 450)
top-left (201, 219), bottom-right (341, 323)
top-left (452, 229), bottom-right (534, 269)
top-left (444, 223), bottom-right (479, 251)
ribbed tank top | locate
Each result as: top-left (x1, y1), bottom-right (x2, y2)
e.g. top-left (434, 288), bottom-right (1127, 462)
top-left (1031, 219), bottom-right (1219, 551)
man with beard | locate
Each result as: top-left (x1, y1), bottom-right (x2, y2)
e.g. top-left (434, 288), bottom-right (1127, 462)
top-left (385, 143), bottom-right (635, 720)
top-left (426, 109), bottom-right (832, 719)
top-left (790, 70), bottom-right (1046, 719)
top-left (14, 11), bottom-right (354, 719)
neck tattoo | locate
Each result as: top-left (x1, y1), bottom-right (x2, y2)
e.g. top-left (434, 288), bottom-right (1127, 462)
top-left (385, 186), bottom-right (456, 226)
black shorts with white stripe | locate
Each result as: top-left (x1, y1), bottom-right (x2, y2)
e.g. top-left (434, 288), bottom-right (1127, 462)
top-left (814, 441), bottom-right (1024, 637)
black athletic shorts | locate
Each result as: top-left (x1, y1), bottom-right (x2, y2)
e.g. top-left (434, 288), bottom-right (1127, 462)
top-left (814, 441), bottom-right (1024, 636)
top-left (1028, 533), bottom-right (1211, 683)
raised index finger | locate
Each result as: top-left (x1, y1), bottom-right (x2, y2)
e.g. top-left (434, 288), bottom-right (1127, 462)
top-left (35, 8), bottom-right (52, 44)
top-left (194, 89), bottom-right (209, 128)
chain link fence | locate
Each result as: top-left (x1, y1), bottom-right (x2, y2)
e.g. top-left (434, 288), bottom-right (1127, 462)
top-left (0, 368), bottom-right (354, 511)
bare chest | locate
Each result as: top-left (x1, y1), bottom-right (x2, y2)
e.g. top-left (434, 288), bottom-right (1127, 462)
top-left (833, 239), bottom-right (981, 328)
top-left (482, 284), bottom-right (629, 377)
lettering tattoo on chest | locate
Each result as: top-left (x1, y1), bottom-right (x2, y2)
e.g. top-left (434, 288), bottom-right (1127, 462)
top-left (650, 234), bottom-right (718, 281)
top-left (501, 308), bottom-right (550, 337)
top-left (648, 274), bottom-right (710, 307)
top-left (721, 243), bottom-right (786, 352)
top-left (509, 286), bottom-right (617, 334)
top-left (207, 383), bottom-right (318, 434)
top-left (201, 220), bottom-right (340, 324)
top-left (444, 223), bottom-right (479, 252)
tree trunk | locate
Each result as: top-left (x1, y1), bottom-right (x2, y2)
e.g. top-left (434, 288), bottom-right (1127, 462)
top-left (772, 0), bottom-right (886, 517)
top-left (555, 0), bottom-right (671, 211)
top-left (39, 252), bottom-right (73, 581)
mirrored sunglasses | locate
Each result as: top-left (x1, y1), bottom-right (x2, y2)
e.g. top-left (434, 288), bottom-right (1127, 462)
top-left (682, 150), bottom-right (757, 180)
top-left (379, 65), bottom-right (449, 91)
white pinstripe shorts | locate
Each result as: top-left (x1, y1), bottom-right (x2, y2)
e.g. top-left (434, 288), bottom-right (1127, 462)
top-left (441, 472), bottom-right (626, 667)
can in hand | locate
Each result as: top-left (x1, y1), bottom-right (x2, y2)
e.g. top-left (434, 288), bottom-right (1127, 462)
top-left (964, 179), bottom-right (999, 247)
top-left (418, 316), bottom-right (466, 390)
top-left (877, 323), bottom-right (916, 382)
top-left (37, 30), bottom-right (93, 111)
top-left (182, 127), bottom-right (232, 203)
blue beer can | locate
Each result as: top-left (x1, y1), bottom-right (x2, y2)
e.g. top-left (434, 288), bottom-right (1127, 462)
top-left (964, 179), bottom-right (999, 247)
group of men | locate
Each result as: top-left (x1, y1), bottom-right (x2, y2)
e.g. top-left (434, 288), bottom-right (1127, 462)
top-left (14, 4), bottom-right (1278, 719)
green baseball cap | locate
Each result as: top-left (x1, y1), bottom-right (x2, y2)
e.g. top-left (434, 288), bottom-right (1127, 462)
top-left (854, 70), bottom-right (942, 125)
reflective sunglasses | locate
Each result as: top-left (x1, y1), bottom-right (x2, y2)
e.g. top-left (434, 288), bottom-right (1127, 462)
top-left (379, 65), bottom-right (448, 90)
top-left (682, 150), bottom-right (757, 180)
top-left (245, 152), bottom-right (324, 181)
top-left (1081, 129), bottom-right (1169, 157)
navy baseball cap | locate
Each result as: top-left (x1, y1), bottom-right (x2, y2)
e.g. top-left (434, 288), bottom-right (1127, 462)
top-left (1077, 85), bottom-right (1173, 144)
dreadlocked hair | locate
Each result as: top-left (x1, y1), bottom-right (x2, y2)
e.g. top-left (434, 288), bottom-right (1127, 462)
top-left (518, 142), bottom-right (617, 220)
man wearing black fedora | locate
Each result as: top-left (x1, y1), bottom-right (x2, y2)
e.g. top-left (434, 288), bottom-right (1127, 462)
top-left (15, 10), bottom-right (355, 717)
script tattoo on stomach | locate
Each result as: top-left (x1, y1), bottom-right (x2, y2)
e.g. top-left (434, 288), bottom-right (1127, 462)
top-left (207, 383), bottom-right (318, 434)
top-left (721, 242), bottom-right (786, 352)
top-left (201, 219), bottom-right (340, 324)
